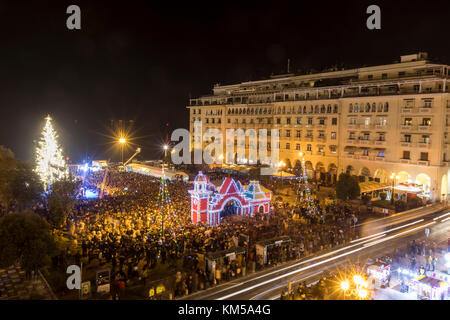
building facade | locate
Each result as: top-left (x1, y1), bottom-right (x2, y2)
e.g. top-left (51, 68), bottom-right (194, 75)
top-left (187, 53), bottom-right (450, 201)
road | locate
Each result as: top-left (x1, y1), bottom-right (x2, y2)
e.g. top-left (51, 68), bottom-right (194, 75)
top-left (183, 203), bottom-right (450, 300)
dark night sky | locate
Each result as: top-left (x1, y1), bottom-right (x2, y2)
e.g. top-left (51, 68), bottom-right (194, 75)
top-left (0, 0), bottom-right (448, 163)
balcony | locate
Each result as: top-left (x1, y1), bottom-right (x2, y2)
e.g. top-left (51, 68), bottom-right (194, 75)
top-left (347, 124), bottom-right (359, 129)
top-left (418, 125), bottom-right (431, 131)
top-left (400, 141), bottom-right (413, 147)
top-left (374, 140), bottom-right (387, 146)
top-left (346, 139), bottom-right (358, 144)
top-left (304, 136), bottom-right (314, 142)
top-left (401, 108), bottom-right (416, 113)
top-left (417, 160), bottom-right (430, 166)
top-left (316, 124), bottom-right (326, 129)
top-left (317, 137), bottom-right (326, 142)
top-left (419, 107), bottom-right (432, 113)
top-left (375, 124), bottom-right (387, 129)
top-left (305, 124), bottom-right (315, 128)
top-left (317, 151), bottom-right (325, 156)
top-left (360, 124), bottom-right (373, 130)
top-left (400, 159), bottom-right (410, 164)
top-left (359, 155), bottom-right (369, 160)
top-left (401, 125), bottom-right (414, 130)
top-left (417, 141), bottom-right (431, 148)
top-left (375, 157), bottom-right (385, 161)
top-left (359, 139), bottom-right (372, 146)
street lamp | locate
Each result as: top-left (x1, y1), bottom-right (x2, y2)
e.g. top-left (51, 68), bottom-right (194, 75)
top-left (278, 161), bottom-right (286, 187)
top-left (118, 137), bottom-right (127, 164)
top-left (390, 173), bottom-right (399, 204)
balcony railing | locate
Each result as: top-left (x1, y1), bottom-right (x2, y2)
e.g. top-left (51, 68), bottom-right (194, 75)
top-left (417, 141), bottom-right (431, 148)
top-left (374, 140), bottom-right (387, 146)
top-left (418, 125), bottom-right (432, 131)
top-left (417, 160), bottom-right (430, 166)
top-left (401, 125), bottom-right (414, 130)
top-left (359, 139), bottom-right (372, 145)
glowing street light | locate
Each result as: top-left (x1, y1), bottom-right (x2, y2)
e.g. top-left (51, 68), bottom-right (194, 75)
top-left (118, 137), bottom-right (127, 164)
top-left (358, 288), bottom-right (368, 299)
top-left (341, 280), bottom-right (349, 291)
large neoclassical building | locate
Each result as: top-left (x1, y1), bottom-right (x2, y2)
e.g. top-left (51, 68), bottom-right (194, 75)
top-left (187, 53), bottom-right (450, 201)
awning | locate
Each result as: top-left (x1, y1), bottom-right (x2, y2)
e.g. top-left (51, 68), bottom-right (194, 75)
top-left (359, 181), bottom-right (391, 193)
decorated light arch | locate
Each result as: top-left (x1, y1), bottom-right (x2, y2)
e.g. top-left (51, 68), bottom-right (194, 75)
top-left (188, 171), bottom-right (271, 226)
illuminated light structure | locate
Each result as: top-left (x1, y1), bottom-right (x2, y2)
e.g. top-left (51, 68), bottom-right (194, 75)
top-left (189, 171), bottom-right (271, 226)
top-left (35, 115), bottom-right (68, 190)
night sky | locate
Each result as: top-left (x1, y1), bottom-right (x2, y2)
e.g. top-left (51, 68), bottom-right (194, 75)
top-left (0, 0), bottom-right (448, 163)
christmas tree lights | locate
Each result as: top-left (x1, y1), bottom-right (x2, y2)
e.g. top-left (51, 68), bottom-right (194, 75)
top-left (35, 115), bottom-right (68, 190)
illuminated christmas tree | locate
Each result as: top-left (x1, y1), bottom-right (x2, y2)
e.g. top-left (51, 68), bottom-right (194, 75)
top-left (35, 115), bottom-right (67, 190)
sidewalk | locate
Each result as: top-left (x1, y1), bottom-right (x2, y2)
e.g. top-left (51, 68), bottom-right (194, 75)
top-left (0, 264), bottom-right (54, 300)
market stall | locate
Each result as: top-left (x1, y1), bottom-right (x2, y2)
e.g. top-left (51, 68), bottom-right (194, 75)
top-left (255, 236), bottom-right (292, 268)
top-left (366, 261), bottom-right (391, 289)
top-left (413, 275), bottom-right (448, 300)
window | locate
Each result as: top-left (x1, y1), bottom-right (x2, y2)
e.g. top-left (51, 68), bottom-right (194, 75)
top-left (241, 119), bottom-right (245, 124)
top-left (227, 118), bottom-right (230, 124)
top-left (404, 134), bottom-right (411, 142)
top-left (362, 149), bottom-right (369, 156)
top-left (404, 118), bottom-right (412, 125)
top-left (250, 119), bottom-right (254, 124)
top-left (349, 117), bottom-right (357, 125)
top-left (193, 109), bottom-right (196, 114)
top-left (365, 103), bottom-right (370, 112)
top-left (331, 132), bottom-right (337, 140)
top-left (307, 144), bottom-right (312, 151)
top-left (420, 152), bottom-right (428, 161)
top-left (333, 105), bottom-right (338, 113)
top-left (318, 131), bottom-right (325, 138)
top-left (295, 144), bottom-right (300, 150)
top-left (307, 118), bottom-right (313, 125)
top-left (286, 118), bottom-right (291, 125)
top-left (378, 133), bottom-right (385, 141)
top-left (382, 73), bottom-right (387, 79)
top-left (286, 143), bottom-right (290, 150)
top-left (368, 75), bottom-right (373, 80)
top-left (330, 145), bottom-right (337, 153)
top-left (296, 130), bottom-right (301, 138)
top-left (422, 118), bottom-right (431, 126)
top-left (218, 118), bottom-right (221, 124)
top-left (306, 130), bottom-right (313, 137)
top-left (384, 102), bottom-right (389, 112)
top-left (372, 103), bottom-right (376, 112)
top-left (332, 118), bottom-right (337, 125)
top-left (403, 151), bottom-right (410, 159)
top-left (354, 104), bottom-right (359, 112)
top-left (276, 118), bottom-right (281, 124)
top-left (286, 130), bottom-right (291, 137)
top-left (206, 118), bottom-right (209, 124)
top-left (349, 132), bottom-right (356, 140)
top-left (398, 71), bottom-right (406, 77)
top-left (319, 118), bottom-right (325, 125)
top-left (377, 151), bottom-right (385, 157)
top-left (422, 135), bottom-right (430, 144)
top-left (297, 117), bottom-right (302, 124)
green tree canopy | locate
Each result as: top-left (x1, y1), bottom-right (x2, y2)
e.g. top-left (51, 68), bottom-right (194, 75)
top-left (336, 172), bottom-right (361, 201)
top-left (0, 211), bottom-right (58, 272)
top-left (48, 176), bottom-right (80, 229)
top-left (0, 146), bottom-right (43, 215)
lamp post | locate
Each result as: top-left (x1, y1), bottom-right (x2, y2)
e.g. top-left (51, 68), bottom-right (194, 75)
top-left (119, 137), bottom-right (126, 164)
top-left (390, 173), bottom-right (399, 204)
top-left (278, 161), bottom-right (286, 188)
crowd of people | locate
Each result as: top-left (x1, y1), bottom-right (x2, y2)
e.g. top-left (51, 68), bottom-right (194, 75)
top-left (54, 168), bottom-right (364, 299)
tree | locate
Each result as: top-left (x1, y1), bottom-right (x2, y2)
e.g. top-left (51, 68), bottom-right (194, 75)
top-left (48, 176), bottom-right (80, 229)
top-left (35, 115), bottom-right (67, 191)
top-left (336, 172), bottom-right (361, 201)
top-left (0, 146), bottom-right (43, 215)
top-left (293, 160), bottom-right (302, 176)
top-left (0, 211), bottom-right (58, 273)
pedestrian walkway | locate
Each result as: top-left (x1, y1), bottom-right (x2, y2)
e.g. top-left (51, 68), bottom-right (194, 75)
top-left (0, 264), bottom-right (53, 300)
